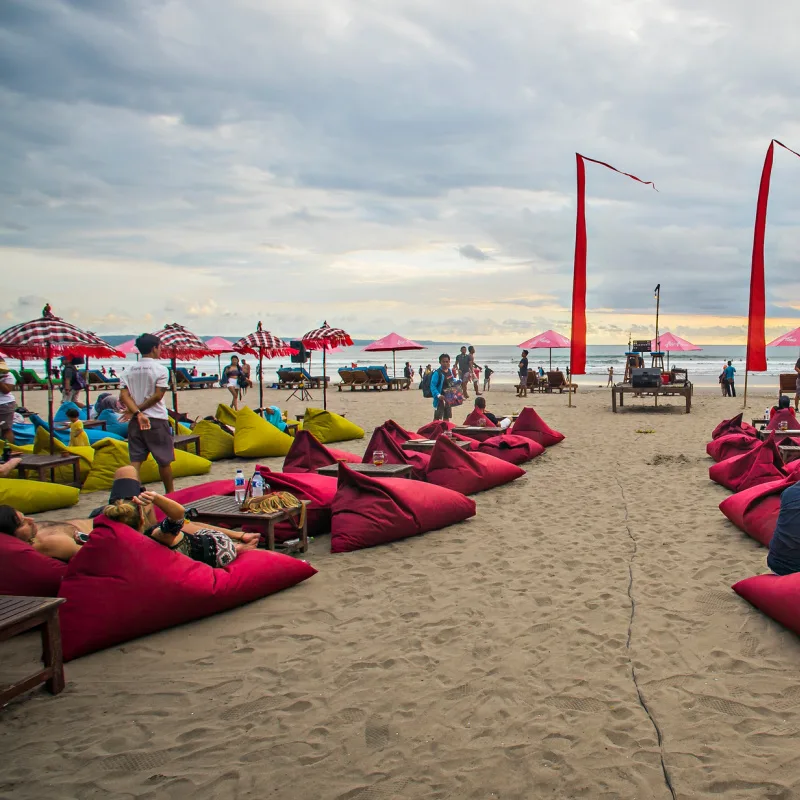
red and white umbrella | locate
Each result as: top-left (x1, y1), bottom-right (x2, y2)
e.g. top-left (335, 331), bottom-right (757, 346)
top-left (363, 332), bottom-right (425, 377)
top-left (302, 322), bottom-right (354, 410)
top-left (233, 327), bottom-right (297, 410)
top-left (517, 329), bottom-right (570, 372)
top-left (650, 331), bottom-right (701, 370)
top-left (0, 308), bottom-right (122, 452)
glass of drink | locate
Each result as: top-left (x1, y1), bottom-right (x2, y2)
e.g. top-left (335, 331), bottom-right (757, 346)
top-left (780, 421), bottom-right (789, 431)
top-left (372, 450), bottom-right (386, 466)
top-left (477, 417), bottom-right (487, 427)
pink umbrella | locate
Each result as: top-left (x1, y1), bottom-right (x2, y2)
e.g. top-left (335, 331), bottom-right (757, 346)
top-left (517, 330), bottom-right (570, 371)
top-left (204, 336), bottom-right (236, 377)
top-left (117, 338), bottom-right (140, 355)
top-left (767, 327), bottom-right (800, 348)
top-left (363, 332), bottom-right (425, 377)
top-left (650, 331), bottom-right (701, 370)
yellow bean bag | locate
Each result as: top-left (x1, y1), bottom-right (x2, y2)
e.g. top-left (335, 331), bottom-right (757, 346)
top-left (215, 404), bottom-right (239, 427)
top-left (302, 408), bottom-right (364, 444)
top-left (82, 439), bottom-right (212, 493)
top-left (176, 423), bottom-right (193, 436)
top-left (233, 407), bottom-right (293, 458)
top-left (0, 478), bottom-right (79, 514)
top-left (33, 428), bottom-right (95, 482)
top-left (193, 419), bottom-right (235, 461)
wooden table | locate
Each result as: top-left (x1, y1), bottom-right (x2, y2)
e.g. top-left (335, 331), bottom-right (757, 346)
top-left (55, 418), bottom-right (107, 431)
top-left (0, 596), bottom-right (66, 705)
top-left (779, 445), bottom-right (800, 463)
top-left (752, 418), bottom-right (769, 428)
top-left (174, 433), bottom-right (201, 455)
top-left (286, 422), bottom-right (300, 436)
top-left (15, 454), bottom-right (81, 486)
top-left (759, 428), bottom-right (800, 441)
top-left (183, 495), bottom-right (310, 553)
top-left (316, 463), bottom-right (414, 479)
top-left (611, 383), bottom-right (692, 414)
top-left (451, 426), bottom-right (505, 440)
top-left (402, 439), bottom-right (471, 453)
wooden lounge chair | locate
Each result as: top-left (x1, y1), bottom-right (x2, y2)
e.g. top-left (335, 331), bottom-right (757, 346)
top-left (175, 367), bottom-right (218, 389)
top-left (547, 370), bottom-right (577, 393)
top-left (365, 367), bottom-right (390, 390)
top-left (780, 373), bottom-right (797, 397)
top-left (389, 377), bottom-right (410, 390)
top-left (86, 370), bottom-right (120, 389)
top-left (19, 369), bottom-right (48, 389)
top-left (337, 369), bottom-right (356, 391)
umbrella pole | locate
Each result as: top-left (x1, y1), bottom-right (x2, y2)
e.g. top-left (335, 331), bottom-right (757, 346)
top-left (323, 348), bottom-right (328, 410)
top-left (46, 348), bottom-right (55, 455)
top-left (393, 350), bottom-right (396, 378)
top-left (85, 356), bottom-right (91, 411)
top-left (549, 348), bottom-right (552, 371)
top-left (259, 353), bottom-right (264, 411)
top-left (19, 359), bottom-right (25, 407)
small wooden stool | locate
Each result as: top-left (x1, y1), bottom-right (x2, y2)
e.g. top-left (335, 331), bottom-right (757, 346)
top-left (0, 596), bottom-right (66, 705)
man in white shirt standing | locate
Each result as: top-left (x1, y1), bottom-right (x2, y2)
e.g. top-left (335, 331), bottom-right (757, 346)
top-left (0, 360), bottom-right (17, 444)
top-left (118, 334), bottom-right (175, 493)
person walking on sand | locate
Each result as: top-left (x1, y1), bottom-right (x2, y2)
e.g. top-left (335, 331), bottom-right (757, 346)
top-left (483, 365), bottom-right (493, 391)
top-left (222, 355), bottom-right (243, 410)
top-left (607, 366), bottom-right (614, 386)
top-left (454, 346), bottom-right (471, 400)
top-left (517, 350), bottom-right (529, 398)
top-left (430, 354), bottom-right (454, 422)
top-left (724, 360), bottom-right (736, 397)
top-left (467, 346), bottom-right (482, 396)
top-left (118, 333), bottom-right (175, 494)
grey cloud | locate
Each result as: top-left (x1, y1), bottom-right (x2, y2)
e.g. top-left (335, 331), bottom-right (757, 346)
top-left (458, 244), bottom-right (491, 261)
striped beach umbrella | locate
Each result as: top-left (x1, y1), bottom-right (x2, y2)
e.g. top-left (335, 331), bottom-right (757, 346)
top-left (233, 326), bottom-right (297, 410)
top-left (302, 322), bottom-right (354, 410)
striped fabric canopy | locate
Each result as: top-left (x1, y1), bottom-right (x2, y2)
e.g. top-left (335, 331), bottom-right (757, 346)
top-left (232, 330), bottom-right (297, 357)
top-left (151, 323), bottom-right (211, 359)
top-left (0, 312), bottom-right (123, 360)
top-left (302, 322), bottom-right (353, 351)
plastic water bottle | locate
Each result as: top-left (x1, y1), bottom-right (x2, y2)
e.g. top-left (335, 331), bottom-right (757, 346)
top-left (765, 407), bottom-right (771, 422)
top-left (251, 471), bottom-right (264, 498)
top-left (234, 469), bottom-right (246, 504)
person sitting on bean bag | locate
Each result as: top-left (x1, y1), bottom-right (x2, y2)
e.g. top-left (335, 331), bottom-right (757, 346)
top-left (769, 395), bottom-right (797, 421)
top-left (767, 482), bottom-right (800, 575)
top-left (0, 504), bottom-right (89, 561)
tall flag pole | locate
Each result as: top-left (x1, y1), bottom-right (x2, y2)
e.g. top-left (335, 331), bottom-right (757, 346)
top-left (654, 284), bottom-right (661, 354)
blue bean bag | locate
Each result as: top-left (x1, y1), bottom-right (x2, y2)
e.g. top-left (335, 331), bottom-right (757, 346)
top-left (11, 422), bottom-right (35, 446)
top-left (55, 402), bottom-right (91, 422)
top-left (30, 414), bottom-right (124, 444)
top-left (96, 408), bottom-right (129, 438)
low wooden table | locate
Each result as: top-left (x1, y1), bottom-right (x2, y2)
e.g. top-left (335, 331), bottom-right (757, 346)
top-left (752, 418), bottom-right (769, 428)
top-left (402, 439), bottom-right (471, 453)
top-left (316, 463), bottom-right (414, 479)
top-left (174, 434), bottom-right (201, 455)
top-left (779, 445), bottom-right (800, 463)
top-left (451, 426), bottom-right (505, 440)
top-left (611, 383), bottom-right (692, 414)
top-left (15, 454), bottom-right (81, 486)
top-left (759, 428), bottom-right (800, 441)
top-left (183, 495), bottom-right (310, 553)
top-left (0, 597), bottom-right (66, 706)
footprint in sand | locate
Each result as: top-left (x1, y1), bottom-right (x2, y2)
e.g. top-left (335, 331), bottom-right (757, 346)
top-left (545, 695), bottom-right (607, 713)
top-left (101, 752), bottom-right (173, 772)
top-left (364, 721), bottom-right (391, 749)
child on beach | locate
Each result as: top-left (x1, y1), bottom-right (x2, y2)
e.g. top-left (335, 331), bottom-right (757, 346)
top-left (66, 407), bottom-right (90, 447)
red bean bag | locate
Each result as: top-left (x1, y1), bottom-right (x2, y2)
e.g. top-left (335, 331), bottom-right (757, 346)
top-left (767, 408), bottom-right (799, 431)
top-left (706, 433), bottom-right (760, 463)
top-left (416, 420), bottom-right (480, 449)
top-left (719, 476), bottom-right (793, 547)
top-left (58, 517), bottom-right (317, 661)
top-left (476, 434), bottom-right (544, 465)
top-left (382, 419), bottom-right (424, 444)
top-left (256, 469), bottom-right (338, 538)
top-left (151, 479), bottom-right (236, 522)
top-left (510, 407), bottom-right (565, 447)
top-left (732, 572), bottom-right (800, 636)
top-left (463, 408), bottom-right (497, 427)
top-left (282, 430), bottom-right (360, 473)
top-left (709, 436), bottom-right (786, 492)
top-left (0, 535), bottom-right (67, 597)
top-left (330, 463), bottom-right (476, 552)
top-left (425, 435), bottom-right (525, 494)
top-left (362, 427), bottom-right (430, 479)
top-left (711, 412), bottom-right (758, 440)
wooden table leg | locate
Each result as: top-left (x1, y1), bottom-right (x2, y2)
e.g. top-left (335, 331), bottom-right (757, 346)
top-left (266, 520), bottom-right (276, 551)
top-left (72, 460), bottom-right (80, 486)
top-left (611, 387), bottom-right (616, 412)
top-left (686, 388), bottom-right (691, 414)
top-left (299, 509), bottom-right (308, 553)
top-left (41, 612), bottom-right (65, 695)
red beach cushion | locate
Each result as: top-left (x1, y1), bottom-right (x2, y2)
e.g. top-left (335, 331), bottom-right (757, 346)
top-left (706, 433), bottom-right (760, 463)
top-left (476, 434), bottom-right (544, 465)
top-left (256, 469), bottom-right (339, 538)
top-left (709, 437), bottom-right (786, 492)
top-left (362, 426), bottom-right (430, 479)
top-left (510, 407), bottom-right (565, 447)
top-left (719, 477), bottom-right (792, 547)
top-left (381, 419), bottom-right (425, 443)
top-left (733, 572), bottom-right (800, 636)
top-left (711, 412), bottom-right (758, 440)
top-left (463, 408), bottom-right (497, 427)
top-left (0, 535), bottom-right (67, 597)
top-left (283, 430), bottom-right (360, 473)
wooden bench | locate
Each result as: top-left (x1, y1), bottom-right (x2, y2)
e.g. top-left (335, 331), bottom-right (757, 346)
top-left (0, 596), bottom-right (66, 705)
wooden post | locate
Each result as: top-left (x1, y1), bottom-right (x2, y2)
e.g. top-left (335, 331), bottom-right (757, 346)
top-left (743, 370), bottom-right (749, 410)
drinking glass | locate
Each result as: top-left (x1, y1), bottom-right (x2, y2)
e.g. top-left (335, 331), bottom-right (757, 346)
top-left (780, 421), bottom-right (789, 432)
top-left (372, 450), bottom-right (386, 466)
top-left (477, 417), bottom-right (487, 427)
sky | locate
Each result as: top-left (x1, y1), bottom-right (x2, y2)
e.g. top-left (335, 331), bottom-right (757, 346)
top-left (2, 0), bottom-right (800, 344)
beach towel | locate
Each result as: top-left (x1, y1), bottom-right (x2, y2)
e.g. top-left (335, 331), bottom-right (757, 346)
top-left (711, 412), bottom-right (758, 440)
top-left (709, 436), bottom-right (786, 492)
top-left (510, 407), bottom-right (565, 447)
top-left (330, 463), bottom-right (476, 553)
top-left (706, 432), bottom-right (761, 463)
top-left (362, 427), bottom-right (430, 480)
top-left (732, 572), bottom-right (800, 637)
top-left (476, 433), bottom-right (544, 465)
top-left (719, 476), bottom-right (792, 547)
top-left (283, 429), bottom-right (360, 473)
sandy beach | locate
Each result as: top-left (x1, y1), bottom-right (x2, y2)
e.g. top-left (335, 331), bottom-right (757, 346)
top-left (2, 381), bottom-right (799, 800)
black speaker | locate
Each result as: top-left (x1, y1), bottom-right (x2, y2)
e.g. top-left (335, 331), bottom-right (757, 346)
top-left (290, 340), bottom-right (308, 363)
top-left (631, 368), bottom-right (662, 388)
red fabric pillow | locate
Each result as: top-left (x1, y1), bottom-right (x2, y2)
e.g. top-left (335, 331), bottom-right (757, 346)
top-left (711, 412), bottom-right (758, 440)
top-left (719, 477), bottom-right (792, 547)
top-left (709, 436), bottom-right (786, 492)
top-left (153, 479), bottom-right (235, 521)
top-left (58, 518), bottom-right (317, 661)
top-left (706, 433), bottom-right (760, 463)
top-left (510, 407), bottom-right (565, 447)
top-left (0, 535), bottom-right (67, 597)
top-left (382, 419), bottom-right (424, 443)
top-left (283, 429), bottom-right (360, 473)
top-left (767, 408), bottom-right (798, 431)
top-left (463, 408), bottom-right (497, 427)
top-left (732, 572), bottom-right (800, 636)
top-left (362, 427), bottom-right (430, 479)
top-left (477, 434), bottom-right (544, 465)
top-left (425, 435), bottom-right (525, 494)
top-left (330, 463), bottom-right (476, 552)
top-left (416, 420), bottom-right (479, 449)
top-left (255, 468), bottom-right (339, 538)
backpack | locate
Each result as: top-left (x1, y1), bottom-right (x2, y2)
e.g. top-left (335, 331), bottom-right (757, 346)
top-left (420, 371), bottom-right (433, 398)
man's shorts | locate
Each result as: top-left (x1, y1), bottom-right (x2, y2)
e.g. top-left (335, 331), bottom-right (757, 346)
top-left (62, 389), bottom-right (80, 403)
top-left (127, 417), bottom-right (175, 467)
top-left (796, 377), bottom-right (800, 398)
top-left (0, 402), bottom-right (14, 433)
top-left (434, 402), bottom-right (452, 421)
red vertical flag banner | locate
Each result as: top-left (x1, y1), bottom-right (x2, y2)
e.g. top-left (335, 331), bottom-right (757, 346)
top-left (746, 140), bottom-right (800, 372)
top-left (570, 154), bottom-right (656, 375)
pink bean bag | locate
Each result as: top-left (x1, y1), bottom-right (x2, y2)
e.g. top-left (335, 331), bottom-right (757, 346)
top-left (463, 408), bottom-right (497, 427)
top-left (732, 572), bottom-right (800, 636)
top-left (767, 408), bottom-right (799, 431)
top-left (510, 407), bottom-right (565, 447)
top-left (58, 517), bottom-right (317, 661)
top-left (152, 479), bottom-right (236, 521)
top-left (382, 419), bottom-right (424, 444)
top-left (476, 434), bottom-right (544, 465)
top-left (283, 430), bottom-right (360, 473)
top-left (256, 469), bottom-right (338, 538)
top-left (711, 412), bottom-right (758, 440)
top-left (719, 476), bottom-right (793, 547)
top-left (330, 463), bottom-right (476, 553)
top-left (416, 420), bottom-right (480, 449)
top-left (425, 435), bottom-right (525, 494)
top-left (709, 436), bottom-right (786, 492)
top-left (362, 427), bottom-right (430, 479)
top-left (706, 433), bottom-right (761, 463)
top-left (0, 535), bottom-right (67, 597)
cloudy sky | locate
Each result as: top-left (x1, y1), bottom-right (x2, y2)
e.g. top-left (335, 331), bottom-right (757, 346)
top-left (2, 0), bottom-right (800, 344)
